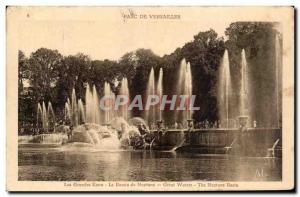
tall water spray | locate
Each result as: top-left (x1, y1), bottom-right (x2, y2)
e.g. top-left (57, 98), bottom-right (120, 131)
top-left (78, 99), bottom-right (86, 124)
top-left (93, 85), bottom-right (101, 125)
top-left (104, 82), bottom-right (115, 123)
top-left (275, 34), bottom-right (282, 128)
top-left (37, 101), bottom-right (56, 132)
top-left (178, 59), bottom-right (187, 94)
top-left (71, 89), bottom-right (78, 126)
top-left (240, 49), bottom-right (249, 117)
top-left (64, 84), bottom-right (102, 126)
top-left (36, 103), bottom-right (43, 127)
top-left (119, 78), bottom-right (130, 120)
top-left (145, 67), bottom-right (156, 124)
top-left (42, 101), bottom-right (48, 132)
top-left (218, 50), bottom-right (232, 128)
top-left (47, 101), bottom-right (56, 132)
top-left (85, 84), bottom-right (92, 123)
top-left (157, 68), bottom-right (163, 121)
top-left (37, 103), bottom-right (42, 128)
top-left (185, 62), bottom-right (193, 120)
top-left (85, 84), bottom-right (101, 124)
top-left (176, 59), bottom-right (193, 123)
top-left (64, 99), bottom-right (71, 123)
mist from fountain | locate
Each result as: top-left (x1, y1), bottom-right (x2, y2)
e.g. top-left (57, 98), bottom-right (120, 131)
top-left (218, 50), bottom-right (232, 128)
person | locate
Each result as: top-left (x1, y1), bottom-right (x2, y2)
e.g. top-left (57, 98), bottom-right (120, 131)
top-left (67, 125), bottom-right (73, 140)
top-left (32, 127), bottom-right (37, 136)
top-left (174, 121), bottom-right (178, 129)
top-left (20, 127), bottom-right (24, 135)
top-left (205, 120), bottom-right (209, 128)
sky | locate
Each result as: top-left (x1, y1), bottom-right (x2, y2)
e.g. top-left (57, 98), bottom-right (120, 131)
top-left (16, 7), bottom-right (234, 61)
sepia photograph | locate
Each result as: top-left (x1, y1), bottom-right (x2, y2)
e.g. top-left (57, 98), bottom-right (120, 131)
top-left (6, 6), bottom-right (294, 191)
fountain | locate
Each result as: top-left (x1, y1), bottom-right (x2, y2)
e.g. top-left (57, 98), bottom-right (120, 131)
top-left (157, 68), bottom-right (163, 121)
top-left (218, 50), bottom-right (232, 128)
top-left (176, 59), bottom-right (193, 126)
top-left (71, 89), bottom-right (78, 126)
top-left (36, 101), bottom-right (56, 133)
top-left (93, 85), bottom-right (101, 125)
top-left (59, 82), bottom-right (148, 150)
top-left (217, 49), bottom-right (252, 128)
top-left (78, 99), bottom-right (85, 124)
top-left (26, 43), bottom-right (282, 155)
top-left (84, 84), bottom-right (101, 124)
top-left (239, 49), bottom-right (250, 127)
top-left (145, 67), bottom-right (156, 125)
top-left (64, 99), bottom-right (71, 123)
top-left (22, 31), bottom-right (283, 157)
top-left (47, 101), bottom-right (56, 132)
top-left (240, 49), bottom-right (249, 117)
top-left (85, 84), bottom-right (92, 123)
top-left (119, 78), bottom-right (130, 121)
top-left (185, 62), bottom-right (193, 120)
top-left (104, 82), bottom-right (114, 123)
top-left (37, 103), bottom-right (43, 130)
top-left (42, 101), bottom-right (48, 132)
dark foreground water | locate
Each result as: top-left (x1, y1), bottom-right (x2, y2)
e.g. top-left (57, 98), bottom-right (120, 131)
top-left (18, 144), bottom-right (281, 181)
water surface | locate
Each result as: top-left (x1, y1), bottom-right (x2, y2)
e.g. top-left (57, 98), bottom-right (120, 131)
top-left (18, 144), bottom-right (281, 181)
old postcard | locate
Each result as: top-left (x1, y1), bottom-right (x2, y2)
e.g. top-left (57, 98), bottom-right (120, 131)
top-left (6, 6), bottom-right (294, 191)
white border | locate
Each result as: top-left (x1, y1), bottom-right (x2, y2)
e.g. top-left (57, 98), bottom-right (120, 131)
top-left (1, 0), bottom-right (299, 196)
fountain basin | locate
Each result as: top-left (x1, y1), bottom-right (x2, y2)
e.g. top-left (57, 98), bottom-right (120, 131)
top-left (149, 127), bottom-right (282, 157)
top-left (18, 133), bottom-right (68, 144)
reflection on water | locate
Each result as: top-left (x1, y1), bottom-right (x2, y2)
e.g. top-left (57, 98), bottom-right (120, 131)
top-left (18, 145), bottom-right (281, 181)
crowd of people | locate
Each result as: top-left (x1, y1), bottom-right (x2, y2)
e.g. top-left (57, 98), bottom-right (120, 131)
top-left (148, 119), bottom-right (245, 130)
top-left (19, 118), bottom-right (259, 137)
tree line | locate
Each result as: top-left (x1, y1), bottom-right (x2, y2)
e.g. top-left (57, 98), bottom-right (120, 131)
top-left (18, 22), bottom-right (280, 132)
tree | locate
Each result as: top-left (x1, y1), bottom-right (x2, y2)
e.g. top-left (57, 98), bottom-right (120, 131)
top-left (18, 50), bottom-right (29, 91)
top-left (18, 50), bottom-right (34, 132)
top-left (56, 53), bottom-right (91, 105)
top-left (225, 22), bottom-right (280, 127)
top-left (28, 48), bottom-right (63, 103)
top-left (90, 59), bottom-right (120, 95)
top-left (162, 29), bottom-right (225, 123)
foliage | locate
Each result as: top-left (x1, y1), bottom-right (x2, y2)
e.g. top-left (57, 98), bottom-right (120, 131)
top-left (18, 23), bottom-right (280, 129)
